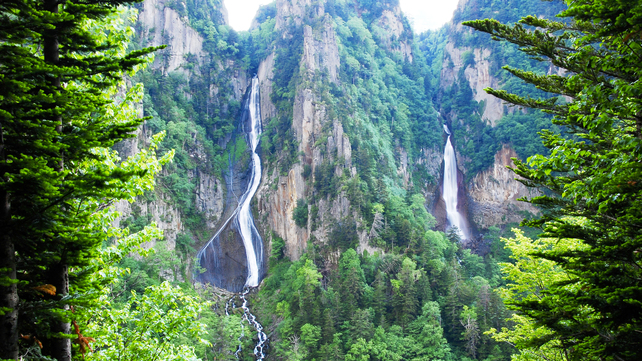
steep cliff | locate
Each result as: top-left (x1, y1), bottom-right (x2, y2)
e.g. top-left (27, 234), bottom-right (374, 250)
top-left (256, 3), bottom-right (349, 260)
top-left (251, 0), bottom-right (445, 262)
top-left (440, 36), bottom-right (504, 125)
top-left (138, 0), bottom-right (205, 73)
top-left (116, 0), bottom-right (246, 254)
top-left (122, 0), bottom-right (561, 274)
top-left (106, 0), bottom-right (577, 359)
top-left (374, 7), bottom-right (413, 62)
top-left (468, 145), bottom-right (539, 229)
top-left (431, 0), bottom-right (567, 233)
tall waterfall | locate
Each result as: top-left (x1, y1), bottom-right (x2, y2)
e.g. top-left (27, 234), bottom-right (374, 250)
top-left (442, 125), bottom-right (470, 240)
top-left (196, 77), bottom-right (268, 359)
top-left (236, 77), bottom-right (263, 287)
top-left (196, 77), bottom-right (264, 288)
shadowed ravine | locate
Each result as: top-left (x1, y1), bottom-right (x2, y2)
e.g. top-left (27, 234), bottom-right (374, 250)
top-left (196, 77), bottom-right (268, 359)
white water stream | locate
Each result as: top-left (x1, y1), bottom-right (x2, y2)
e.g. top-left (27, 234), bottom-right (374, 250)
top-left (442, 125), bottom-right (470, 240)
top-left (226, 289), bottom-right (268, 360)
top-left (236, 77), bottom-right (263, 287)
top-left (197, 77), bottom-right (268, 359)
top-left (196, 78), bottom-right (264, 287)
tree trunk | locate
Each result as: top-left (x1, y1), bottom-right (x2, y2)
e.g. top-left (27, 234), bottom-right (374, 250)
top-left (48, 264), bottom-right (70, 361)
top-left (44, 0), bottom-right (71, 359)
top-left (0, 190), bottom-right (18, 360)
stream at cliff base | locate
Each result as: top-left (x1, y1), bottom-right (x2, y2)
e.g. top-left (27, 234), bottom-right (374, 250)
top-left (226, 288), bottom-right (269, 360)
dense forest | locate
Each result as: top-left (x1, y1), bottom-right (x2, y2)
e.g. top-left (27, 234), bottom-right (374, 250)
top-left (1, 0), bottom-right (641, 360)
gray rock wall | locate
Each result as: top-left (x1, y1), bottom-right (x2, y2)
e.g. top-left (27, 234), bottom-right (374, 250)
top-left (467, 145), bottom-right (539, 229)
top-left (440, 30), bottom-right (504, 125)
top-left (138, 0), bottom-right (205, 74)
top-left (255, 0), bottom-right (364, 261)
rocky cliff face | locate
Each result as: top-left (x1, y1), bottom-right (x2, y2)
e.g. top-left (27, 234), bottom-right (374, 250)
top-left (467, 145), bottom-right (539, 229)
top-left (124, 0), bottom-right (550, 269)
top-left (441, 36), bottom-right (504, 125)
top-left (195, 170), bottom-right (225, 229)
top-left (116, 0), bottom-right (242, 249)
top-left (112, 125), bottom-right (184, 246)
top-left (415, 147), bottom-right (444, 206)
top-left (375, 8), bottom-right (413, 62)
top-left (113, 124), bottom-right (226, 247)
top-left (256, 0), bottom-right (353, 260)
top-left (275, 0), bottom-right (324, 30)
top-left (433, 0), bottom-right (546, 231)
top-left (138, 0), bottom-right (205, 73)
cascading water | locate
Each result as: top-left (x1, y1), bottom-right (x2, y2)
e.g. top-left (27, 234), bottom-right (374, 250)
top-left (235, 76), bottom-right (263, 287)
top-left (196, 77), bottom-right (268, 359)
top-left (442, 125), bottom-right (471, 240)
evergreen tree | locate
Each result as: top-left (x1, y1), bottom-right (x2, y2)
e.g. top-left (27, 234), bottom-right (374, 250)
top-left (391, 257), bottom-right (420, 329)
top-left (406, 302), bottom-right (453, 361)
top-left (336, 249), bottom-right (366, 322)
top-left (0, 0), bottom-right (160, 358)
top-left (465, 0), bottom-right (642, 359)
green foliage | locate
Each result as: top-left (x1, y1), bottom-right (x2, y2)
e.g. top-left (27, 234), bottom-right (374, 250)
top-left (0, 1), bottom-right (169, 357)
top-left (314, 160), bottom-right (339, 198)
top-left (293, 199), bottom-right (309, 228)
top-left (453, 0), bottom-right (565, 30)
top-left (270, 233), bottom-right (286, 265)
top-left (262, 25), bottom-right (304, 174)
top-left (486, 229), bottom-right (575, 361)
top-left (84, 282), bottom-right (209, 361)
top-left (255, 220), bottom-right (514, 361)
top-left (324, 9), bottom-right (444, 212)
top-left (245, 14), bottom-right (277, 72)
top-left (68, 216), bottom-right (249, 361)
top-left (136, 66), bottom-right (229, 238)
top-left (465, 0), bottom-right (642, 358)
top-left (329, 218), bottom-right (359, 251)
top-left (175, 232), bottom-right (196, 258)
top-left (436, 0), bottom-right (568, 179)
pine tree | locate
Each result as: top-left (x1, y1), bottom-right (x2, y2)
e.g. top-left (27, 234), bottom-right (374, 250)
top-left (0, 0), bottom-right (161, 359)
top-left (465, 0), bottom-right (642, 359)
top-left (336, 249), bottom-right (366, 323)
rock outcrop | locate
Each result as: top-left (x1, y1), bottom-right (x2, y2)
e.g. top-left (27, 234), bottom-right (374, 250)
top-left (302, 21), bottom-right (341, 83)
top-left (467, 145), bottom-right (539, 229)
top-left (275, 0), bottom-right (324, 30)
top-left (433, 0), bottom-right (545, 232)
top-left (195, 171), bottom-right (225, 229)
top-left (257, 53), bottom-right (278, 124)
top-left (256, 0), bottom-right (364, 261)
top-left (119, 0), bottom-right (239, 252)
top-left (440, 29), bottom-right (504, 125)
top-left (138, 0), bottom-right (205, 73)
top-left (114, 194), bottom-right (184, 247)
top-left (375, 7), bottom-right (413, 62)
top-left (416, 147), bottom-right (445, 205)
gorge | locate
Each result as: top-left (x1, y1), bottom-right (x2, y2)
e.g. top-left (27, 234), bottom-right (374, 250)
top-left (196, 77), bottom-right (269, 358)
top-left (195, 77), bottom-right (265, 292)
top-left (110, 0), bottom-right (566, 359)
top-left (4, 0), bottom-right (638, 358)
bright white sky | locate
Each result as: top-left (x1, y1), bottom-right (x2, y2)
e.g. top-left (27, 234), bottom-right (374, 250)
top-left (224, 0), bottom-right (460, 33)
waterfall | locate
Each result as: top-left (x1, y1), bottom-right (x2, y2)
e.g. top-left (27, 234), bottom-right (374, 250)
top-left (196, 77), bottom-right (264, 288)
top-left (196, 77), bottom-right (268, 359)
top-left (235, 77), bottom-right (263, 287)
top-left (442, 125), bottom-right (470, 240)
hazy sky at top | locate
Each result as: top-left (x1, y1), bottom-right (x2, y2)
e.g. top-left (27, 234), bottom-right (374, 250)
top-left (224, 0), bottom-right (460, 33)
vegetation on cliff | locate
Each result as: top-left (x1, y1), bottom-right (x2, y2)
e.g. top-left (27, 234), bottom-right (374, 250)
top-left (6, 0), bottom-right (641, 360)
top-left (466, 0), bottom-right (642, 358)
